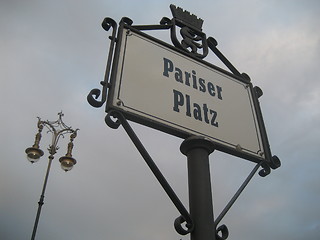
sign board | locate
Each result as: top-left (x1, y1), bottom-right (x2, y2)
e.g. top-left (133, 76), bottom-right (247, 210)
top-left (107, 26), bottom-right (270, 163)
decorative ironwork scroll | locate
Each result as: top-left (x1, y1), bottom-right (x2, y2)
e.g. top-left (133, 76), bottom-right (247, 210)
top-left (105, 110), bottom-right (194, 235)
top-left (87, 18), bottom-right (117, 108)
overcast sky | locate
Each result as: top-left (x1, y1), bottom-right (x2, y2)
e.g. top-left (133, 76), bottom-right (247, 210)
top-left (1, 0), bottom-right (319, 240)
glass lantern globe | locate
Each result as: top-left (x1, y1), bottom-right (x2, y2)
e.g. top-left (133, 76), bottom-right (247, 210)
top-left (59, 156), bottom-right (77, 172)
top-left (25, 147), bottom-right (44, 163)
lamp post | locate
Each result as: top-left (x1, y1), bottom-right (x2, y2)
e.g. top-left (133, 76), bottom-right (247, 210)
top-left (25, 112), bottom-right (79, 240)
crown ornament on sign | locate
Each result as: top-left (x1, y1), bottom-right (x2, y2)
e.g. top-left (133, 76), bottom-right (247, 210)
top-left (170, 4), bottom-right (204, 31)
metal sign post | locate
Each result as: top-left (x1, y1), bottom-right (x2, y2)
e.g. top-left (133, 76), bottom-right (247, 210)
top-left (181, 137), bottom-right (216, 240)
top-left (87, 5), bottom-right (281, 239)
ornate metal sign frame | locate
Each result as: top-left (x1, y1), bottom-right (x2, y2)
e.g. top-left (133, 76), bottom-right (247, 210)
top-left (87, 5), bottom-right (281, 239)
top-left (88, 5), bottom-right (279, 169)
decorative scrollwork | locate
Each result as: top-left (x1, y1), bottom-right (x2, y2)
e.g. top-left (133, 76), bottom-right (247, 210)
top-left (87, 88), bottom-right (105, 108)
top-left (120, 17), bottom-right (133, 26)
top-left (87, 17), bottom-right (117, 108)
top-left (207, 36), bottom-right (218, 47)
top-left (105, 111), bottom-right (121, 129)
top-left (159, 17), bottom-right (172, 26)
top-left (259, 155), bottom-right (281, 177)
top-left (101, 17), bottom-right (117, 32)
top-left (216, 224), bottom-right (229, 240)
top-left (270, 155), bottom-right (281, 169)
top-left (35, 112), bottom-right (79, 155)
top-left (241, 72), bottom-right (251, 82)
top-left (253, 86), bottom-right (263, 99)
top-left (259, 162), bottom-right (271, 177)
top-left (174, 215), bottom-right (194, 235)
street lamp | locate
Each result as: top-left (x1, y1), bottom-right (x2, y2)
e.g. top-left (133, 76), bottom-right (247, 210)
top-left (25, 112), bottom-right (79, 240)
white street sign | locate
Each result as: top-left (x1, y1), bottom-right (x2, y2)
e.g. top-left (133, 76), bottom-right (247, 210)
top-left (109, 27), bottom-right (266, 161)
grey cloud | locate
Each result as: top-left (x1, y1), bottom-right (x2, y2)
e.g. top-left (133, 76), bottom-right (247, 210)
top-left (1, 1), bottom-right (319, 240)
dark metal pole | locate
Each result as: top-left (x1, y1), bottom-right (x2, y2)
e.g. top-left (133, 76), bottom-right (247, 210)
top-left (31, 155), bottom-right (54, 240)
top-left (180, 136), bottom-right (216, 240)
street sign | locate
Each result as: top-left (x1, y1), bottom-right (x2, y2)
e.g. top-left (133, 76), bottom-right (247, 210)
top-left (88, 6), bottom-right (281, 239)
top-left (107, 25), bottom-right (270, 163)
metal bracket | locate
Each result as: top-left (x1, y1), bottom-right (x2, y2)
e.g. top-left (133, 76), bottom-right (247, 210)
top-left (87, 17), bottom-right (117, 108)
top-left (105, 110), bottom-right (194, 235)
top-left (214, 162), bottom-right (262, 239)
top-left (104, 110), bottom-right (275, 239)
